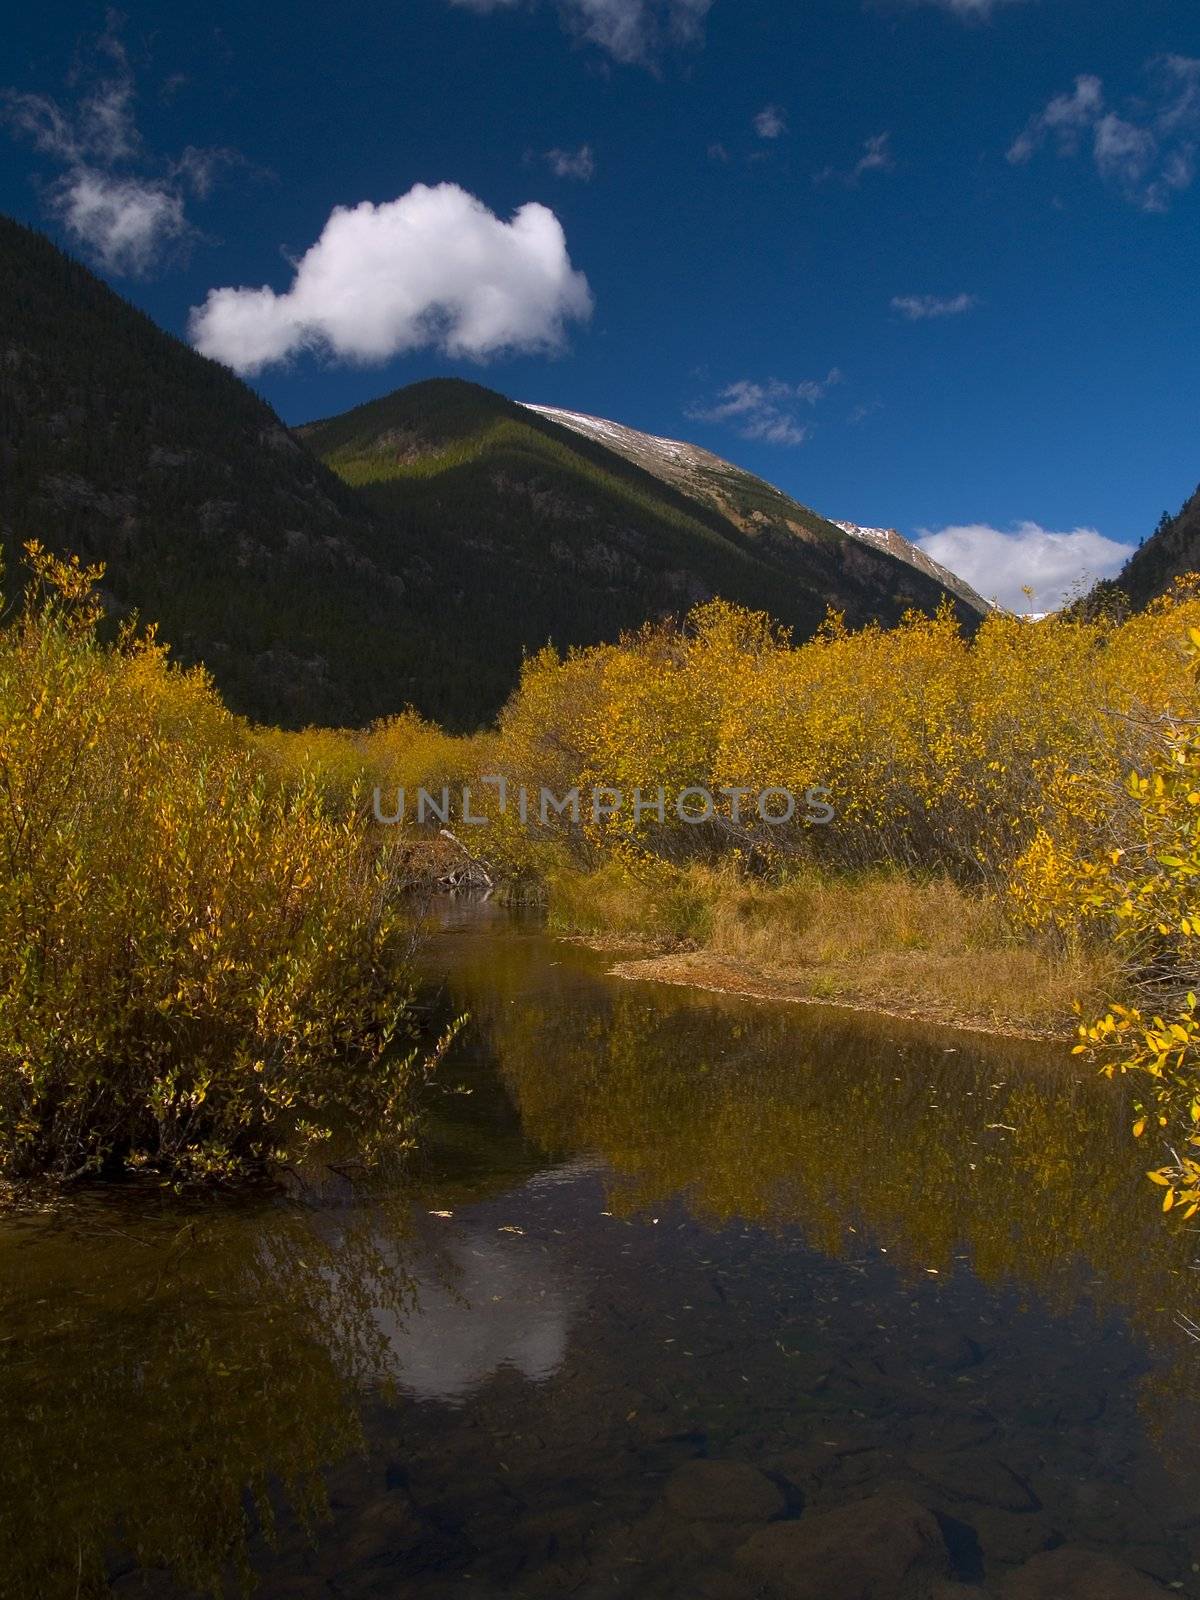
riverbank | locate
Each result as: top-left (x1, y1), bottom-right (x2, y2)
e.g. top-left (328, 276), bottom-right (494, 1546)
top-left (549, 863), bottom-right (1111, 1040)
top-left (607, 951), bottom-right (1071, 1040)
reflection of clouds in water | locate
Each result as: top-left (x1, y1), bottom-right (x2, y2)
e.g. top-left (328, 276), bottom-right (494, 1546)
top-left (374, 1166), bottom-right (592, 1404)
top-left (381, 1233), bottom-right (572, 1402)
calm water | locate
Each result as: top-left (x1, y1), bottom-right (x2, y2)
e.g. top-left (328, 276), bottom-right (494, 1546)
top-left (3, 902), bottom-right (1199, 1599)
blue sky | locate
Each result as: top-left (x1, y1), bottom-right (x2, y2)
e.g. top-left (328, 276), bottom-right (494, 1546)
top-left (3, 0), bottom-right (1198, 609)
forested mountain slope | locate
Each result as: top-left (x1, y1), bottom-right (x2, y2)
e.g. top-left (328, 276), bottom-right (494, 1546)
top-left (303, 379), bottom-right (983, 692)
top-left (0, 214), bottom-right (422, 726)
top-left (522, 402), bottom-right (990, 617)
top-left (1115, 486), bottom-right (1200, 607)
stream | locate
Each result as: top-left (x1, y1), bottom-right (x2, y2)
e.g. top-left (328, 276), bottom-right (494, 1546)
top-left (2, 901), bottom-right (1199, 1598)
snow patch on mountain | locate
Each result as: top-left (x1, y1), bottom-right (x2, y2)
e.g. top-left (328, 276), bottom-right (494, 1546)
top-left (833, 520), bottom-right (992, 614)
top-left (521, 401), bottom-right (990, 617)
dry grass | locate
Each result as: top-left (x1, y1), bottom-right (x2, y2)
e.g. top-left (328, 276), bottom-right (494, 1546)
top-left (550, 862), bottom-right (1113, 1037)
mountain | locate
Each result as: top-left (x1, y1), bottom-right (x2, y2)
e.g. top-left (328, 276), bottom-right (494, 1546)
top-left (518, 403), bottom-right (847, 544)
top-left (829, 521), bottom-right (990, 613)
top-left (2, 212), bottom-right (983, 732)
top-left (1110, 485), bottom-right (1200, 608)
top-left (303, 384), bottom-right (986, 704)
top-left (0, 213), bottom-right (438, 729)
top-left (520, 402), bottom-right (990, 617)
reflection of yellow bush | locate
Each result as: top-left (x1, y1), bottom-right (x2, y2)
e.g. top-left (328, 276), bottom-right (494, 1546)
top-left (442, 941), bottom-right (1197, 1465)
top-left (0, 1199), bottom-right (415, 1598)
top-left (0, 545), bottom-right (432, 1184)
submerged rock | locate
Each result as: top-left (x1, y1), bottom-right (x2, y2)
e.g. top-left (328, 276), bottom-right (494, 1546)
top-left (909, 1451), bottom-right (1041, 1513)
top-left (1002, 1547), bottom-right (1167, 1599)
top-left (664, 1458), bottom-right (787, 1523)
top-left (733, 1490), bottom-right (950, 1599)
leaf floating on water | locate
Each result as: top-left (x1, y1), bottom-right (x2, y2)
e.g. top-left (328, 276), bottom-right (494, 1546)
top-left (429, 1209), bottom-right (453, 1218)
top-left (498, 1225), bottom-right (525, 1235)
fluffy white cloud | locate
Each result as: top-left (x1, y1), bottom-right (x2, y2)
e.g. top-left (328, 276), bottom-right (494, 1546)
top-left (688, 372), bottom-right (842, 448)
top-left (754, 104), bottom-right (788, 140)
top-left (189, 183), bottom-right (593, 375)
top-left (545, 143), bottom-right (596, 180)
top-left (2, 22), bottom-right (233, 275)
top-left (891, 292), bottom-right (978, 321)
top-left (1008, 57), bottom-right (1200, 211)
top-left (448, 0), bottom-right (713, 64)
top-left (915, 521), bottom-right (1130, 612)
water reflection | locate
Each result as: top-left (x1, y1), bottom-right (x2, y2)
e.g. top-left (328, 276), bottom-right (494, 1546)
top-left (0, 1190), bottom-right (414, 1597)
top-left (3, 907), bottom-right (1200, 1599)
top-left (375, 1171), bottom-right (583, 1403)
top-left (434, 914), bottom-right (1200, 1453)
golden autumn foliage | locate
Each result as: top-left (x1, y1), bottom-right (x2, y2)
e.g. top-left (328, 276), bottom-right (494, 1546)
top-left (11, 531), bottom-right (1200, 1210)
top-left (383, 585), bottom-right (1200, 1212)
top-left (404, 588), bottom-right (1193, 935)
top-left (0, 545), bottom-right (447, 1184)
top-left (1063, 637), bottom-right (1200, 1222)
top-left (323, 583), bottom-right (1200, 956)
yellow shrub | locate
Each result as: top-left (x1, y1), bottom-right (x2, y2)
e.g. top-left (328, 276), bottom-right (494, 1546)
top-left (0, 545), bottom-right (441, 1184)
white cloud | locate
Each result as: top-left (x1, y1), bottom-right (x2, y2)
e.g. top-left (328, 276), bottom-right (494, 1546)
top-left (891, 292), bottom-right (978, 321)
top-left (754, 104), bottom-right (788, 140)
top-left (189, 183), bottom-right (593, 375)
top-left (447, 0), bottom-right (713, 64)
top-left (1092, 113), bottom-right (1156, 190)
top-left (1007, 74), bottom-right (1105, 164)
top-left (1008, 57), bottom-right (1200, 211)
top-left (55, 170), bottom-right (188, 276)
top-left (1156, 53), bottom-right (1200, 134)
top-left (688, 372), bottom-right (842, 448)
top-left (545, 143), bottom-right (596, 179)
top-left (855, 131), bottom-right (895, 176)
top-left (173, 144), bottom-right (243, 200)
top-left (2, 22), bottom-right (233, 276)
top-left (814, 132), bottom-right (895, 186)
top-left (915, 521), bottom-right (1129, 612)
top-left (905, 0), bottom-right (1028, 16)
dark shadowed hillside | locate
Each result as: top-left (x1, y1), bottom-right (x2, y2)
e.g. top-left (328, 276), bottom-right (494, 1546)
top-left (0, 214), bottom-right (435, 727)
top-left (302, 379), bottom-right (984, 685)
top-left (1115, 486), bottom-right (1200, 607)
